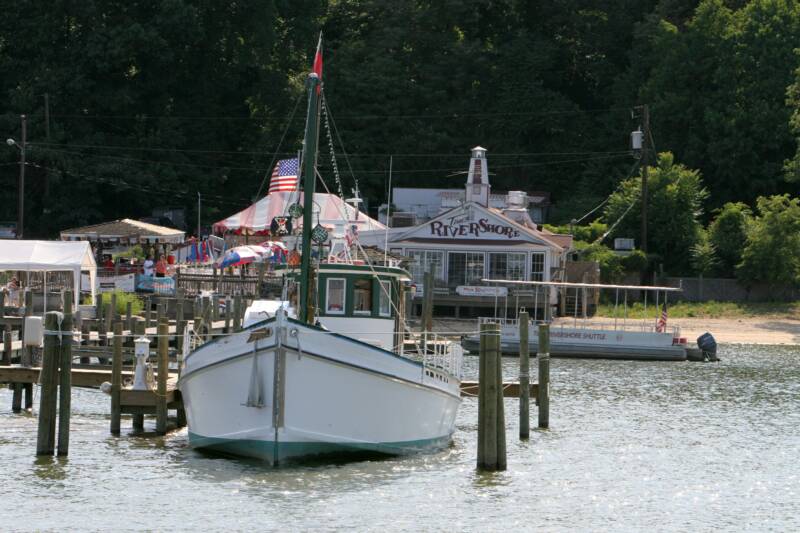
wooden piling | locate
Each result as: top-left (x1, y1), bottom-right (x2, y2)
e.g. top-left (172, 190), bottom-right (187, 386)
top-left (2, 326), bottom-right (11, 365)
top-left (176, 295), bottom-right (186, 353)
top-left (519, 311), bottom-right (530, 439)
top-left (478, 322), bottom-right (505, 471)
top-left (132, 320), bottom-right (145, 431)
top-left (233, 294), bottom-right (243, 332)
top-left (110, 321), bottom-right (123, 435)
top-left (538, 323), bottom-right (550, 429)
top-left (144, 296), bottom-right (152, 330)
top-left (422, 271), bottom-right (434, 333)
top-left (57, 291), bottom-right (73, 456)
top-left (95, 292), bottom-right (104, 343)
top-left (155, 317), bottom-right (169, 434)
top-left (126, 301), bottom-right (133, 334)
top-left (21, 289), bottom-right (33, 409)
top-left (36, 312), bottom-right (60, 455)
top-left (224, 297), bottom-right (231, 334)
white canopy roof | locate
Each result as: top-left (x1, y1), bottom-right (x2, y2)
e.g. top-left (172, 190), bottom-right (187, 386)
top-left (0, 240), bottom-right (97, 308)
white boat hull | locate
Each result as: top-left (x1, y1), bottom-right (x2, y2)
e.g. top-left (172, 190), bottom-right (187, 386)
top-left (463, 323), bottom-right (687, 361)
top-left (179, 314), bottom-right (461, 464)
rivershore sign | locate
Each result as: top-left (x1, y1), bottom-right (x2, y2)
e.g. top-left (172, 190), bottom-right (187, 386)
top-left (358, 147), bottom-right (573, 317)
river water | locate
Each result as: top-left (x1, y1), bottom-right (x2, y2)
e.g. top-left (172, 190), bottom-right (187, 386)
top-left (1, 344), bottom-right (799, 531)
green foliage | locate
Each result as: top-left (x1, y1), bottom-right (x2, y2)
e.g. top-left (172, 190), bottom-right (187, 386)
top-left (575, 242), bottom-right (623, 282)
top-left (114, 245), bottom-right (146, 261)
top-left (96, 290), bottom-right (143, 317)
top-left (603, 152), bottom-right (708, 274)
top-left (737, 194), bottom-right (800, 286)
top-left (708, 202), bottom-right (753, 276)
top-left (690, 229), bottom-right (718, 276)
top-left (544, 221), bottom-right (608, 243)
top-left (597, 300), bottom-right (800, 319)
top-left (620, 249), bottom-right (648, 272)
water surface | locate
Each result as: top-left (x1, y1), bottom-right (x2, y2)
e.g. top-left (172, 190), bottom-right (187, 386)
top-left (1, 344), bottom-right (798, 531)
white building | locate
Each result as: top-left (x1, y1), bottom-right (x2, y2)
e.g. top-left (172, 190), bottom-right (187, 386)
top-left (360, 147), bottom-right (572, 317)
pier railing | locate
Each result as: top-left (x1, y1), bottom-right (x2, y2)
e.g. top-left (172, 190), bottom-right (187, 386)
top-left (478, 316), bottom-right (681, 337)
top-left (418, 331), bottom-right (463, 379)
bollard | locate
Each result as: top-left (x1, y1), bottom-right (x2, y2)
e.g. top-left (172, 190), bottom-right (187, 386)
top-left (538, 323), bottom-right (550, 429)
top-left (519, 311), bottom-right (530, 439)
top-left (110, 321), bottom-right (123, 435)
top-left (156, 317), bottom-right (169, 434)
top-left (478, 322), bottom-right (506, 471)
top-left (57, 291), bottom-right (74, 456)
top-left (36, 313), bottom-right (60, 455)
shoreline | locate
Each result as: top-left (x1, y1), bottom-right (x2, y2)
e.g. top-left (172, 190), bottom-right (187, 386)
top-left (432, 316), bottom-right (800, 346)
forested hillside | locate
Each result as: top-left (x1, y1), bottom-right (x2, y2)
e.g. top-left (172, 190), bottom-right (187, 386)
top-left (1, 0), bottom-right (799, 241)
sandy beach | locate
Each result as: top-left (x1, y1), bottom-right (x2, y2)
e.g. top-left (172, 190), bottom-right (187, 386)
top-left (433, 316), bottom-right (800, 345)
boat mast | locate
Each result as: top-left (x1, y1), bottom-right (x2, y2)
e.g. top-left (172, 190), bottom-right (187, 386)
top-left (299, 72), bottom-right (321, 324)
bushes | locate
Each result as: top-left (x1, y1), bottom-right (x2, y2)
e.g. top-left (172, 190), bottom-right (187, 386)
top-left (83, 290), bottom-right (144, 316)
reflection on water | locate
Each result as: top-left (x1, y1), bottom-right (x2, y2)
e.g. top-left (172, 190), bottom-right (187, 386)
top-left (1, 344), bottom-right (799, 531)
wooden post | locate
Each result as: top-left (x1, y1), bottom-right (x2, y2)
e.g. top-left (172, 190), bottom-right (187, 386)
top-left (213, 266), bottom-right (219, 292)
top-left (57, 291), bottom-right (73, 456)
top-left (257, 262), bottom-right (266, 297)
top-left (110, 321), bottom-right (123, 435)
top-left (234, 294), bottom-right (243, 332)
top-left (478, 322), bottom-right (506, 471)
top-left (176, 296), bottom-right (185, 353)
top-left (95, 291), bottom-right (103, 342)
top-left (422, 270), bottom-right (433, 333)
top-left (126, 301), bottom-right (133, 334)
top-left (105, 292), bottom-right (116, 345)
top-left (22, 289), bottom-right (33, 409)
top-left (519, 310), bottom-right (530, 439)
top-left (493, 322), bottom-right (506, 470)
top-left (36, 312), bottom-right (60, 455)
top-left (2, 326), bottom-right (11, 365)
top-left (224, 297), bottom-right (231, 334)
top-left (538, 323), bottom-right (550, 429)
top-left (132, 320), bottom-right (145, 431)
top-left (144, 296), bottom-right (152, 330)
top-left (156, 317), bottom-right (169, 434)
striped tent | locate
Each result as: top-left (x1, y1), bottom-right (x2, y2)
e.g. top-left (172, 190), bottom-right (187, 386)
top-left (212, 191), bottom-right (385, 235)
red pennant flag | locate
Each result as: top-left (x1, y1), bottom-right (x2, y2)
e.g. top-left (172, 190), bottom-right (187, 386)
top-left (312, 33), bottom-right (323, 92)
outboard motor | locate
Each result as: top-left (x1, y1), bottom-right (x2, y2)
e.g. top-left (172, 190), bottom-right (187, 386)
top-left (697, 332), bottom-right (718, 362)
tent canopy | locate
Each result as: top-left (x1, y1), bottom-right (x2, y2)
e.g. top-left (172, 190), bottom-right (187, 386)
top-left (60, 218), bottom-right (185, 244)
top-left (213, 191), bottom-right (385, 235)
top-left (0, 240), bottom-right (97, 309)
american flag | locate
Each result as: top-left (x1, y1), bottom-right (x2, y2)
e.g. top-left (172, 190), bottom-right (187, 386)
top-left (268, 158), bottom-right (299, 194)
top-left (655, 302), bottom-right (668, 333)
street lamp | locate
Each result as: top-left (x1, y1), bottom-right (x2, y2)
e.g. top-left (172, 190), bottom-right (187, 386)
top-left (6, 114), bottom-right (26, 239)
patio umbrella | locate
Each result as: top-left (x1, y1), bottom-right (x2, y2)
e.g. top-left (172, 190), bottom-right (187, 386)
top-left (216, 245), bottom-right (270, 269)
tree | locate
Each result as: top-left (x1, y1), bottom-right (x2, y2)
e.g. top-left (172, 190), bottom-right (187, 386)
top-left (707, 201), bottom-right (752, 277)
top-left (602, 152), bottom-right (708, 274)
top-left (690, 229), bottom-right (718, 298)
top-left (737, 194), bottom-right (800, 286)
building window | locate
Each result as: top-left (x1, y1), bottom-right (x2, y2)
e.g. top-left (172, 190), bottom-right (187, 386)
top-left (379, 280), bottom-right (392, 317)
top-left (530, 252), bottom-right (545, 282)
top-left (353, 279), bottom-right (373, 314)
top-left (448, 252), bottom-right (485, 287)
top-left (407, 250), bottom-right (444, 284)
top-left (489, 253), bottom-right (526, 281)
top-left (326, 278), bottom-right (345, 314)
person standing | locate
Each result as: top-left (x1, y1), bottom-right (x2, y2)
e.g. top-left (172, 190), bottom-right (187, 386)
top-left (143, 255), bottom-right (155, 277)
top-left (155, 255), bottom-right (168, 278)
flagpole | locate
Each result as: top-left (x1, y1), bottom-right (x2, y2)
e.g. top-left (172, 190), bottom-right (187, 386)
top-left (383, 155), bottom-right (392, 264)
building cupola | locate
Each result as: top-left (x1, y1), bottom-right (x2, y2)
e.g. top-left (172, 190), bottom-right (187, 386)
top-left (465, 146), bottom-right (490, 207)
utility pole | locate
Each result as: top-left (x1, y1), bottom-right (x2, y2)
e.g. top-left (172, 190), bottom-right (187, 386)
top-left (640, 104), bottom-right (650, 253)
top-left (197, 192), bottom-right (201, 238)
top-left (17, 114), bottom-right (27, 240)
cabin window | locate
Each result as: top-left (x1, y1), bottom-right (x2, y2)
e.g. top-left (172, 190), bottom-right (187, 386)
top-left (489, 253), bottom-right (526, 281)
top-left (379, 280), bottom-right (392, 317)
top-left (530, 252), bottom-right (545, 282)
top-left (353, 279), bottom-right (373, 314)
top-left (326, 278), bottom-right (346, 314)
top-left (448, 252), bottom-right (485, 287)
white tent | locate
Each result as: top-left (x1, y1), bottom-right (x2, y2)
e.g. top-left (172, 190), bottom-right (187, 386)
top-left (0, 240), bottom-right (97, 310)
